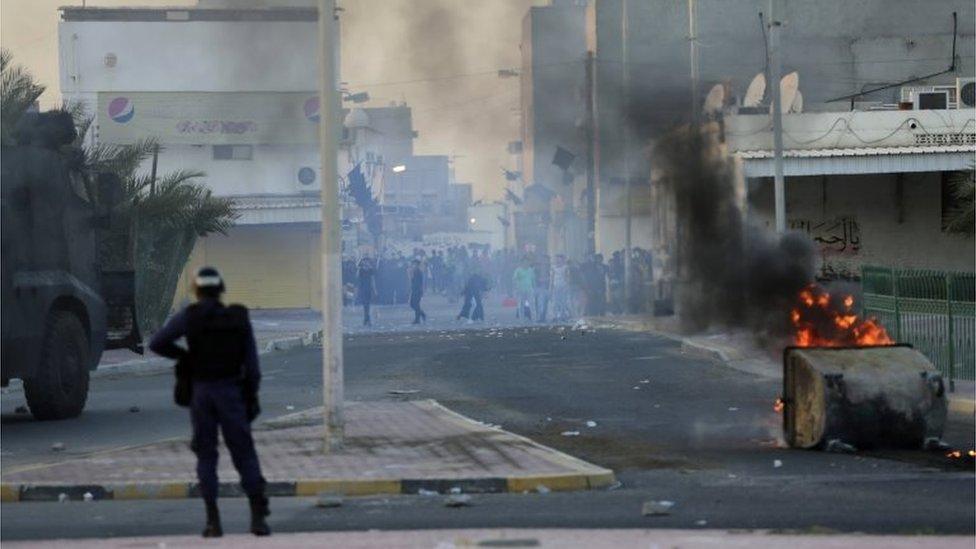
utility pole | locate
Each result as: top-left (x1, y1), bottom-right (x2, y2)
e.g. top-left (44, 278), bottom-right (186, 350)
top-left (768, 0), bottom-right (786, 233)
top-left (318, 0), bottom-right (344, 451)
top-left (621, 0), bottom-right (632, 311)
top-left (149, 143), bottom-right (159, 196)
top-left (584, 51), bottom-right (596, 256)
top-left (688, 0), bottom-right (699, 124)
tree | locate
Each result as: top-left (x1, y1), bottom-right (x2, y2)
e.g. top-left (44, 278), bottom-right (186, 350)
top-left (2, 49), bottom-right (238, 334)
top-left (943, 166), bottom-right (975, 235)
top-left (1, 49), bottom-right (45, 146)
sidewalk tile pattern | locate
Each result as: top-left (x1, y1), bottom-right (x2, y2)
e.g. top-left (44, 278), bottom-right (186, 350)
top-left (2, 401), bottom-right (609, 487)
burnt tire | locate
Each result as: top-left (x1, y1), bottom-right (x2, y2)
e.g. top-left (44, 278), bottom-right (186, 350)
top-left (24, 311), bottom-right (90, 420)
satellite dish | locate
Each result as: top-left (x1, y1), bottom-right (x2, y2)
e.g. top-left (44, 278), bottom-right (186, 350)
top-left (780, 71), bottom-right (799, 114)
top-left (790, 90), bottom-right (804, 113)
top-left (743, 72), bottom-right (766, 107)
top-left (703, 83), bottom-right (725, 114)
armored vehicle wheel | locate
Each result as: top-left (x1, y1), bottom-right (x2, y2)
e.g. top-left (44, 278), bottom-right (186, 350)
top-left (24, 311), bottom-right (90, 420)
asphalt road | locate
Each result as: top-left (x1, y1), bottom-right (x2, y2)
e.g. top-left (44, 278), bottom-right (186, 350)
top-left (2, 326), bottom-right (974, 540)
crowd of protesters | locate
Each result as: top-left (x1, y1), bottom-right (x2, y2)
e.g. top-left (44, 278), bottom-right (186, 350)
top-left (341, 245), bottom-right (656, 326)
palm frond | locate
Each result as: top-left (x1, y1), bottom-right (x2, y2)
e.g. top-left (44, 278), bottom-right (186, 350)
top-left (84, 138), bottom-right (159, 178)
top-left (943, 167), bottom-right (975, 234)
top-left (1, 48), bottom-right (46, 145)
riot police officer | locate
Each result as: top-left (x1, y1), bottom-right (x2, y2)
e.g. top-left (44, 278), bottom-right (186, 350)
top-left (149, 266), bottom-right (270, 537)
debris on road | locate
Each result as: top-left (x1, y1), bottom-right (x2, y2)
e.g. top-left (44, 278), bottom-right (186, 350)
top-left (51, 442), bottom-right (65, 452)
top-left (641, 500), bottom-right (674, 516)
top-left (285, 405), bottom-right (295, 411)
top-left (727, 407), bottom-right (739, 412)
top-left (585, 420), bottom-right (597, 428)
top-left (639, 379), bottom-right (650, 384)
top-left (58, 493), bottom-right (68, 503)
top-left (607, 481), bottom-right (623, 491)
top-left (445, 494), bottom-right (472, 507)
top-left (449, 486), bottom-right (462, 494)
top-left (315, 492), bottom-right (343, 508)
top-left (923, 437), bottom-right (951, 451)
top-left (129, 406), bottom-right (140, 413)
top-left (535, 485), bottom-right (551, 494)
top-left (388, 389), bottom-right (421, 395)
top-left (773, 459), bottom-right (783, 468)
top-left (825, 439), bottom-right (857, 454)
top-left (695, 519), bottom-right (708, 527)
top-left (561, 430), bottom-right (580, 437)
top-left (418, 489), bottom-right (439, 496)
top-left (82, 492), bottom-right (94, 502)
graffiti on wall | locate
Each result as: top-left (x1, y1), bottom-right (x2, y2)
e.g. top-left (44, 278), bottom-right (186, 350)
top-left (789, 216), bottom-right (861, 280)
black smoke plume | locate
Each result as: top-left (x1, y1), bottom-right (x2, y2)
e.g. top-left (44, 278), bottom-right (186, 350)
top-left (655, 130), bottom-right (815, 338)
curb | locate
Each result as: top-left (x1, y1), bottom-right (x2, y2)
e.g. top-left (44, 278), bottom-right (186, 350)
top-left (0, 331), bottom-right (322, 394)
top-left (0, 472), bottom-right (616, 502)
top-left (88, 331), bottom-right (321, 381)
top-left (948, 398), bottom-right (975, 416)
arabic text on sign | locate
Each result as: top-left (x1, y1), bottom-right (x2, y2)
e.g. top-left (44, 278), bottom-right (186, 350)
top-left (175, 120), bottom-right (258, 135)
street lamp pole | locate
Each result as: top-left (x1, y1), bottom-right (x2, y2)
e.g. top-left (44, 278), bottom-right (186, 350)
top-left (768, 0), bottom-right (786, 233)
top-left (318, 0), bottom-right (344, 451)
top-left (621, 0), bottom-right (632, 311)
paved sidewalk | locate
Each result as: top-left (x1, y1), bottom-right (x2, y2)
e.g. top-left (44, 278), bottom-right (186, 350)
top-left (0, 400), bottom-right (613, 502)
top-left (3, 528), bottom-right (971, 548)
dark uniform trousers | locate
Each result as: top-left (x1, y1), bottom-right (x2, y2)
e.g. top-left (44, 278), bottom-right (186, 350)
top-left (149, 298), bottom-right (266, 504)
top-left (191, 378), bottom-right (265, 501)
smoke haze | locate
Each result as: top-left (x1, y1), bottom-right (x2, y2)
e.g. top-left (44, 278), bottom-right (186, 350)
top-left (341, 0), bottom-right (544, 200)
top-left (655, 131), bottom-right (815, 338)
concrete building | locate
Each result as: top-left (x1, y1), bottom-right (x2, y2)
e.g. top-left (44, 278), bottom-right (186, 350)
top-left (585, 0), bottom-right (976, 257)
top-left (518, 0), bottom-right (589, 259)
top-left (58, 3), bottom-right (326, 309)
top-left (727, 108), bottom-right (975, 276)
top-left (57, 3), bottom-right (466, 310)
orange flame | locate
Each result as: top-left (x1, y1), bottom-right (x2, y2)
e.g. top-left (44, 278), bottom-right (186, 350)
top-left (773, 398), bottom-right (785, 413)
top-left (790, 284), bottom-right (894, 348)
top-left (947, 450), bottom-right (963, 458)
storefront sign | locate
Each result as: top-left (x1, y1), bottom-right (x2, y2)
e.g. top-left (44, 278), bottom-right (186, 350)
top-left (97, 92), bottom-right (320, 145)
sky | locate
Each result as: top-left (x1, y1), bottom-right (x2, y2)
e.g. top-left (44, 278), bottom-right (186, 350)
top-left (0, 0), bottom-right (544, 200)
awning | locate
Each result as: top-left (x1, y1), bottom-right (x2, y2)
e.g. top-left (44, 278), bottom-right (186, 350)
top-left (231, 195), bottom-right (322, 225)
top-left (735, 145), bottom-right (975, 178)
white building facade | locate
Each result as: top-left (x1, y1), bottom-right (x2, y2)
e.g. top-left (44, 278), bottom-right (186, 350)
top-left (59, 3), bottom-right (349, 309)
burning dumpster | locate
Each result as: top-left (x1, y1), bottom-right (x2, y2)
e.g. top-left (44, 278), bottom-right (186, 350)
top-left (782, 345), bottom-right (948, 450)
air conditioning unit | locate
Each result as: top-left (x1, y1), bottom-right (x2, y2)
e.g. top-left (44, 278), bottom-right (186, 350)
top-left (957, 77), bottom-right (976, 109)
top-left (900, 85), bottom-right (956, 109)
top-left (296, 166), bottom-right (320, 191)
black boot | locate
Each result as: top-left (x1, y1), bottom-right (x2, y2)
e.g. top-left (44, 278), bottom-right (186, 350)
top-left (249, 494), bottom-right (271, 536)
top-left (202, 499), bottom-right (223, 538)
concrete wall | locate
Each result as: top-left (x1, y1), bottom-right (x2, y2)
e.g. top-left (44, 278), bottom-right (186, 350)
top-left (727, 109), bottom-right (976, 152)
top-left (748, 172), bottom-right (975, 275)
top-left (59, 19), bottom-right (318, 98)
top-left (519, 2), bottom-right (590, 258)
top-left (590, 0), bottom-right (975, 128)
top-left (522, 3), bottom-right (587, 191)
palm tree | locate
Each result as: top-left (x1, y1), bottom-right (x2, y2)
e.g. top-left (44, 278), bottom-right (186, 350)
top-left (1, 49), bottom-right (45, 145)
top-left (943, 166), bottom-right (975, 235)
top-left (3, 49), bottom-right (238, 334)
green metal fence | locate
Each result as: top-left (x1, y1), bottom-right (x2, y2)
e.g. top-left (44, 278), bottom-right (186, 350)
top-left (862, 266), bottom-right (976, 387)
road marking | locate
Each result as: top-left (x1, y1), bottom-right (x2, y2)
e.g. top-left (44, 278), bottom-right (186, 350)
top-left (521, 352), bottom-right (551, 358)
top-left (633, 356), bottom-right (663, 361)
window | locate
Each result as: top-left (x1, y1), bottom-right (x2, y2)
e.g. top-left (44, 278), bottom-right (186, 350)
top-left (212, 145), bottom-right (253, 161)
